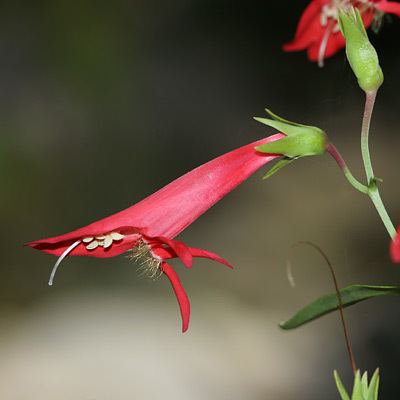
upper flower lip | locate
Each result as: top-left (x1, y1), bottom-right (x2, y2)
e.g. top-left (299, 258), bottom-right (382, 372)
top-left (27, 134), bottom-right (284, 258)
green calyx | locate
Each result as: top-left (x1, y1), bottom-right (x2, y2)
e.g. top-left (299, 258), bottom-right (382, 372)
top-left (338, 7), bottom-right (383, 92)
top-left (334, 369), bottom-right (380, 400)
top-left (254, 109), bottom-right (327, 179)
top-left (254, 109), bottom-right (327, 157)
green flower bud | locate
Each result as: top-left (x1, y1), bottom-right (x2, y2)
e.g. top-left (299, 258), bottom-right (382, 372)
top-left (254, 109), bottom-right (327, 158)
top-left (338, 7), bottom-right (383, 92)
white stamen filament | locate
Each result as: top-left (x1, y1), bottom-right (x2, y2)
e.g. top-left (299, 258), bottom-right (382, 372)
top-left (48, 240), bottom-right (81, 286)
top-left (318, 21), bottom-right (334, 68)
top-left (47, 231), bottom-right (125, 286)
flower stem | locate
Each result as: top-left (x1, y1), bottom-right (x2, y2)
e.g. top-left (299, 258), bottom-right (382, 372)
top-left (361, 90), bottom-right (396, 239)
top-left (327, 143), bottom-right (369, 194)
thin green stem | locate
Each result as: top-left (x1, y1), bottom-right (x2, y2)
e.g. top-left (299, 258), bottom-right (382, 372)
top-left (327, 143), bottom-right (369, 194)
top-left (369, 187), bottom-right (396, 239)
top-left (361, 90), bottom-right (396, 239)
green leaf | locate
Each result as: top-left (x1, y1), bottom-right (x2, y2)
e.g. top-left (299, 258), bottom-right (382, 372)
top-left (334, 371), bottom-right (351, 400)
top-left (280, 285), bottom-right (400, 330)
top-left (367, 369), bottom-right (380, 400)
top-left (262, 157), bottom-right (295, 180)
top-left (361, 372), bottom-right (369, 399)
top-left (352, 371), bottom-right (363, 400)
top-left (335, 369), bottom-right (380, 400)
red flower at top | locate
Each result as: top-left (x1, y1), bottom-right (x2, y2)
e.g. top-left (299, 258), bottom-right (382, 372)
top-left (28, 134), bottom-right (284, 332)
top-left (391, 227), bottom-right (400, 263)
top-left (284, 0), bottom-right (400, 66)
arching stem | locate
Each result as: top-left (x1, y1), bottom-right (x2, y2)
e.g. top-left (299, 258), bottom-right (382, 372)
top-left (361, 90), bottom-right (396, 239)
top-left (327, 142), bottom-right (369, 194)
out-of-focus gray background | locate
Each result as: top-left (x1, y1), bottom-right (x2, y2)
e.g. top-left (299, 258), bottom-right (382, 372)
top-left (2, 1), bottom-right (400, 399)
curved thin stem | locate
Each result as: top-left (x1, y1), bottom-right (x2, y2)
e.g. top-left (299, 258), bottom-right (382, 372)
top-left (361, 90), bottom-right (396, 239)
top-left (327, 143), bottom-right (369, 194)
top-left (286, 241), bottom-right (357, 374)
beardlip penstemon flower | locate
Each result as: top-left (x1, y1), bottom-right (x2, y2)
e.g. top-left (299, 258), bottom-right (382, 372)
top-left (28, 134), bottom-right (285, 332)
top-left (283, 0), bottom-right (400, 67)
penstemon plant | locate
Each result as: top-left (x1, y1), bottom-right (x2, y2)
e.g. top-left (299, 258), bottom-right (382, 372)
top-left (28, 1), bottom-right (400, 398)
top-left (281, 2), bottom-right (400, 398)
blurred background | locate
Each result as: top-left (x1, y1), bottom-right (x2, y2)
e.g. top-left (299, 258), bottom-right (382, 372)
top-left (2, 1), bottom-right (400, 398)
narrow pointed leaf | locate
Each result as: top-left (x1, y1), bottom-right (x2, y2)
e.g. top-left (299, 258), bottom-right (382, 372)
top-left (280, 285), bottom-right (400, 330)
top-left (352, 371), bottom-right (363, 400)
top-left (361, 372), bottom-right (369, 399)
top-left (367, 369), bottom-right (380, 400)
top-left (334, 371), bottom-right (351, 400)
top-left (262, 158), bottom-right (295, 180)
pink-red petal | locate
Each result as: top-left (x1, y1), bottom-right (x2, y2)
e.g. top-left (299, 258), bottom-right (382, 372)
top-left (161, 262), bottom-right (190, 332)
top-left (187, 247), bottom-right (233, 269)
top-left (153, 243), bottom-right (233, 269)
top-left (156, 236), bottom-right (193, 267)
top-left (283, 0), bottom-right (326, 52)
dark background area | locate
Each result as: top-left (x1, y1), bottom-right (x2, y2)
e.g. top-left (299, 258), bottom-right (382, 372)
top-left (1, 1), bottom-right (400, 398)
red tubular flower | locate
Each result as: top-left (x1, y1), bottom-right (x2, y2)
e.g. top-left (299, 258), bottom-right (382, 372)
top-left (284, 0), bottom-right (400, 67)
top-left (28, 134), bottom-right (284, 332)
top-left (391, 228), bottom-right (400, 263)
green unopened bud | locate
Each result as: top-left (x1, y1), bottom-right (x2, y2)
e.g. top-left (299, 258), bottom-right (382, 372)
top-left (254, 109), bottom-right (327, 158)
top-left (334, 369), bottom-right (380, 400)
top-left (338, 7), bottom-right (383, 92)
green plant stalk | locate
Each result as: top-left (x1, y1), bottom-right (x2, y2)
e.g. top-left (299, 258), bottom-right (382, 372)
top-left (361, 90), bottom-right (396, 239)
